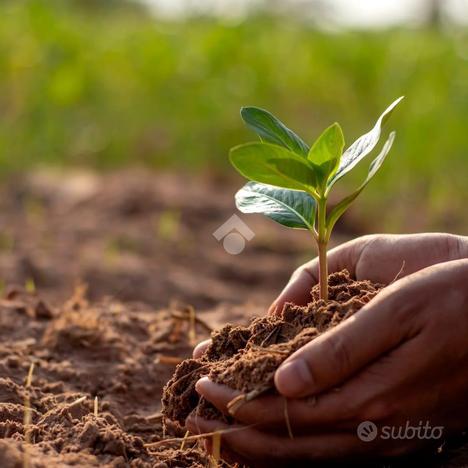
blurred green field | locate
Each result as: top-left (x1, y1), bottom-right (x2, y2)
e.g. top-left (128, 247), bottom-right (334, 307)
top-left (0, 1), bottom-right (466, 231)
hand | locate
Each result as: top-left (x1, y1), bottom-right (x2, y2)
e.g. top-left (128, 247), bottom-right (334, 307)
top-left (186, 236), bottom-right (468, 464)
top-left (193, 233), bottom-right (466, 359)
top-left (269, 232), bottom-right (467, 314)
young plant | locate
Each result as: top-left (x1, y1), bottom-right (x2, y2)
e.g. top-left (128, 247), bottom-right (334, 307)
top-left (230, 97), bottom-right (404, 301)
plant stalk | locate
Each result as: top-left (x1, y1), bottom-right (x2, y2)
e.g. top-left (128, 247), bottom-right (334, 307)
top-left (316, 198), bottom-right (328, 301)
top-left (318, 240), bottom-right (328, 300)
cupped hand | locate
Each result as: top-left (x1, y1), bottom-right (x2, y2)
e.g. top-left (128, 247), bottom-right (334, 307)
top-left (193, 233), bottom-right (466, 359)
top-left (186, 234), bottom-right (468, 464)
top-left (269, 232), bottom-right (467, 314)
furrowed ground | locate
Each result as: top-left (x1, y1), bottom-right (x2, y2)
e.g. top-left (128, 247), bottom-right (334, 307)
top-left (0, 170), bottom-right (466, 467)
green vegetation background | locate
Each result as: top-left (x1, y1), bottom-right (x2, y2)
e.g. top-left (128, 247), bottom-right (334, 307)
top-left (1, 1), bottom-right (467, 231)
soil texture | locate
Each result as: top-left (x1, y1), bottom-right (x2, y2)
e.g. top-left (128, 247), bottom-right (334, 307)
top-left (0, 170), bottom-right (466, 467)
top-left (162, 270), bottom-right (382, 424)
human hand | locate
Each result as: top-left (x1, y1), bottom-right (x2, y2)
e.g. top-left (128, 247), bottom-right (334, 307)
top-left (187, 257), bottom-right (468, 464)
top-left (269, 232), bottom-right (468, 314)
top-left (193, 233), bottom-right (467, 358)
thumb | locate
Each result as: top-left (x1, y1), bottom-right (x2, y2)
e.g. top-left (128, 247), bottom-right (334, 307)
top-left (274, 277), bottom-right (421, 398)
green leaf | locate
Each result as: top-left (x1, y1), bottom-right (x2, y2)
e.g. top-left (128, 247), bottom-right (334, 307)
top-left (308, 122), bottom-right (344, 165)
top-left (327, 132), bottom-right (396, 234)
top-left (327, 96), bottom-right (404, 191)
top-left (230, 142), bottom-right (319, 193)
top-left (240, 107), bottom-right (309, 157)
top-left (307, 122), bottom-right (344, 191)
top-left (235, 182), bottom-right (316, 230)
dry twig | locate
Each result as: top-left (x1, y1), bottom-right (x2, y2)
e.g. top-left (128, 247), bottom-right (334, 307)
top-left (23, 362), bottom-right (35, 468)
top-left (210, 431), bottom-right (221, 468)
top-left (180, 430), bottom-right (190, 450)
top-left (155, 355), bottom-right (184, 365)
top-left (226, 387), bottom-right (270, 416)
top-left (283, 398), bottom-right (294, 439)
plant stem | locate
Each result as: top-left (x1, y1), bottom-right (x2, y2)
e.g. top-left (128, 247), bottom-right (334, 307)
top-left (316, 197), bottom-right (328, 301)
top-left (318, 240), bottom-right (328, 300)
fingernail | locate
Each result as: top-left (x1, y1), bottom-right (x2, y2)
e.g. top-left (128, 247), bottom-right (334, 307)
top-left (275, 360), bottom-right (313, 396)
top-left (268, 302), bottom-right (278, 315)
top-left (195, 376), bottom-right (210, 394)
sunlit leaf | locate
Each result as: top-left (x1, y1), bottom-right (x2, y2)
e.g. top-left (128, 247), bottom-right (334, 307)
top-left (241, 107), bottom-right (309, 157)
top-left (327, 96), bottom-right (403, 191)
top-left (307, 122), bottom-right (344, 191)
top-left (327, 132), bottom-right (396, 233)
top-left (229, 142), bottom-right (319, 193)
top-left (235, 182), bottom-right (316, 230)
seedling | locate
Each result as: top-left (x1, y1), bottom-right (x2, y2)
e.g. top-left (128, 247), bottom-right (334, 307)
top-left (230, 97), bottom-right (404, 300)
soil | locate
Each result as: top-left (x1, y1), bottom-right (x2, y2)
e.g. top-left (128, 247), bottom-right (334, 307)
top-left (0, 168), bottom-right (322, 309)
top-left (0, 283), bottom-right (229, 467)
top-left (162, 270), bottom-right (382, 425)
top-left (0, 170), bottom-right (466, 467)
top-left (162, 271), bottom-right (468, 467)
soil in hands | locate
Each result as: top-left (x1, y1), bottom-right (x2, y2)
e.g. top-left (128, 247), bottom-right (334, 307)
top-left (162, 271), bottom-right (468, 468)
top-left (162, 270), bottom-right (382, 425)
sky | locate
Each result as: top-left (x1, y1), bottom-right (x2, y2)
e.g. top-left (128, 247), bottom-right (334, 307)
top-left (140, 0), bottom-right (468, 27)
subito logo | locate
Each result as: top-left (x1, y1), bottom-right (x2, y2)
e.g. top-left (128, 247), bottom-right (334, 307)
top-left (212, 214), bottom-right (255, 255)
top-left (357, 421), bottom-right (378, 442)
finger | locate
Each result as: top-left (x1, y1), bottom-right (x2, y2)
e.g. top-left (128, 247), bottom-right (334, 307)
top-left (186, 416), bottom-right (366, 462)
top-left (274, 275), bottom-right (423, 398)
top-left (195, 377), bottom-right (358, 430)
top-left (193, 339), bottom-right (211, 359)
top-left (268, 266), bottom-right (316, 315)
top-left (269, 238), bottom-right (365, 315)
top-left (196, 367), bottom-right (397, 431)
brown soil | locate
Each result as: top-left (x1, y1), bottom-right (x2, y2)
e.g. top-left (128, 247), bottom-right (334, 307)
top-left (0, 284), bottom-right (226, 467)
top-left (0, 170), bottom-right (466, 467)
top-left (162, 270), bottom-right (382, 425)
top-left (0, 169), bottom-right (320, 309)
top-left (162, 271), bottom-right (468, 467)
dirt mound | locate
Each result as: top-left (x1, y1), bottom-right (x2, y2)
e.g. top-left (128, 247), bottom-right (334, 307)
top-left (0, 286), bottom-right (227, 467)
top-left (162, 270), bottom-right (382, 424)
top-left (0, 171), bottom-right (466, 466)
top-left (0, 169), bottom-right (317, 309)
top-left (162, 272), bottom-right (468, 467)
top-left (0, 278), bottom-right (466, 467)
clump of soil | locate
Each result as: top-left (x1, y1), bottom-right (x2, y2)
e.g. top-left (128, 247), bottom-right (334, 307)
top-left (162, 270), bottom-right (383, 425)
top-left (0, 275), bottom-right (466, 467)
top-left (0, 284), bottom-right (226, 467)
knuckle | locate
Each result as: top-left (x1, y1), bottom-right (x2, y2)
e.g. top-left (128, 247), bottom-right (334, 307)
top-left (444, 234), bottom-right (461, 259)
top-left (293, 265), bottom-right (316, 285)
top-left (358, 233), bottom-right (379, 244)
top-left (453, 235), bottom-right (468, 259)
top-left (356, 234), bottom-right (380, 252)
top-left (291, 265), bottom-right (306, 279)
